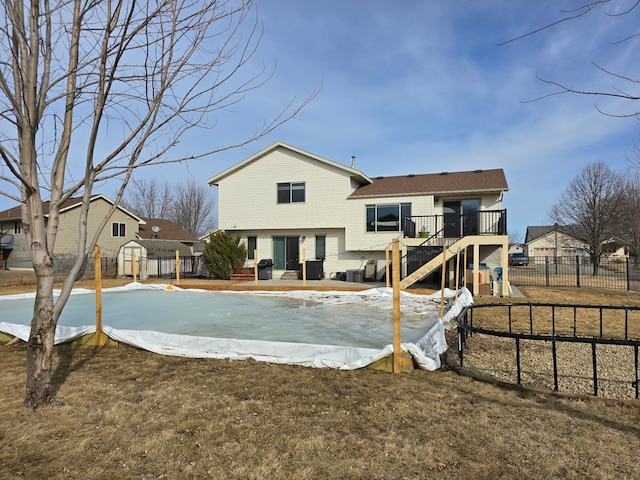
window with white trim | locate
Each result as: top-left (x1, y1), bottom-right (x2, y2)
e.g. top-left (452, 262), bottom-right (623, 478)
top-left (277, 182), bottom-right (305, 203)
top-left (366, 203), bottom-right (411, 232)
top-left (112, 222), bottom-right (126, 237)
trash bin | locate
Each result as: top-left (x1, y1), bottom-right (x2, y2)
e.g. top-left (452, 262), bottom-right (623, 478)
top-left (297, 260), bottom-right (324, 280)
top-left (346, 269), bottom-right (363, 283)
top-left (257, 259), bottom-right (273, 280)
top-left (492, 267), bottom-right (503, 296)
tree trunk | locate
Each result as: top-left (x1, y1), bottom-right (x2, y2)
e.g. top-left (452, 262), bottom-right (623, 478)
top-left (24, 263), bottom-right (57, 408)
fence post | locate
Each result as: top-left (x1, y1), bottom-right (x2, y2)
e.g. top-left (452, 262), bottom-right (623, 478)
top-left (576, 255), bottom-right (580, 288)
top-left (545, 256), bottom-right (550, 287)
top-left (627, 257), bottom-right (630, 291)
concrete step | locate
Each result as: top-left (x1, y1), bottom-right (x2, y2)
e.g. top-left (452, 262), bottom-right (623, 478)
top-left (280, 270), bottom-right (299, 280)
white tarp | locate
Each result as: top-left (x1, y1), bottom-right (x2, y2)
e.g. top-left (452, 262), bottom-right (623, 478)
top-left (0, 284), bottom-right (473, 370)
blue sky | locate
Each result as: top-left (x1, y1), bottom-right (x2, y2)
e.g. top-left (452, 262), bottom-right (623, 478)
top-left (3, 1), bottom-right (639, 242)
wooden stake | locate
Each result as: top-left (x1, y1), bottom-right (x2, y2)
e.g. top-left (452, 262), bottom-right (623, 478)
top-left (94, 245), bottom-right (104, 346)
top-left (455, 248), bottom-right (460, 302)
top-left (392, 238), bottom-right (401, 373)
top-left (175, 250), bottom-right (180, 285)
top-left (132, 250), bottom-right (137, 283)
top-left (254, 249), bottom-right (258, 286)
top-left (302, 248), bottom-right (306, 287)
top-left (439, 244), bottom-right (447, 320)
top-left (385, 246), bottom-right (390, 288)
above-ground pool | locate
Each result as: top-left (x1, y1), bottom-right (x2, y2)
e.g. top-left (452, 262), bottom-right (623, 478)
top-left (0, 283), bottom-right (473, 370)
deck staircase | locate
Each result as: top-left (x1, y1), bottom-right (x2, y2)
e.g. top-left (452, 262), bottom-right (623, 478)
top-left (400, 236), bottom-right (475, 289)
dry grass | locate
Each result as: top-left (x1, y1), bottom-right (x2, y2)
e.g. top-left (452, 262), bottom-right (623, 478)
top-left (2, 282), bottom-right (640, 478)
top-left (474, 286), bottom-right (640, 338)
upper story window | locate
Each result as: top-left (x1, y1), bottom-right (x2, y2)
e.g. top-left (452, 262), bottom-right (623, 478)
top-left (112, 222), bottom-right (126, 237)
top-left (13, 221), bottom-right (21, 234)
top-left (277, 182), bottom-right (305, 203)
top-left (366, 203), bottom-right (411, 232)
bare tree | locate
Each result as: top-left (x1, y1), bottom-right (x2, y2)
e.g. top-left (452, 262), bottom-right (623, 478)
top-left (502, 2), bottom-right (640, 117)
top-left (548, 161), bottom-right (625, 274)
top-left (120, 178), bottom-right (173, 219)
top-left (507, 229), bottom-right (523, 246)
top-left (170, 178), bottom-right (216, 237)
top-left (620, 170), bottom-right (640, 265)
top-left (0, 0), bottom-right (315, 408)
top-left (121, 177), bottom-right (216, 236)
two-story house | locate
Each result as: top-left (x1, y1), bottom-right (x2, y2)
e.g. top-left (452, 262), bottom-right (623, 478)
top-left (0, 195), bottom-right (144, 269)
top-left (207, 142), bottom-right (510, 293)
top-left (0, 196), bottom-right (199, 273)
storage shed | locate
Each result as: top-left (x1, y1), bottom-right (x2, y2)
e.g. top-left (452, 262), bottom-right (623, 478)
top-left (118, 240), bottom-right (194, 278)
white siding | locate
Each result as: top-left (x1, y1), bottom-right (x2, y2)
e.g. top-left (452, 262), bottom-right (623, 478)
top-left (217, 148), bottom-right (357, 231)
top-left (214, 146), bottom-right (506, 275)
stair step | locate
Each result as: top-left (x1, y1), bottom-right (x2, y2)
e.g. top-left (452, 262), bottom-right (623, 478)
top-left (280, 271), bottom-right (299, 280)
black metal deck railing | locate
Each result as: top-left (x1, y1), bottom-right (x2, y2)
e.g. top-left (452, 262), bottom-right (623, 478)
top-left (453, 302), bottom-right (640, 400)
top-left (403, 209), bottom-right (506, 239)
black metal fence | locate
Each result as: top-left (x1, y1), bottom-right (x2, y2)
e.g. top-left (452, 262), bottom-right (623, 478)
top-left (508, 255), bottom-right (640, 291)
top-left (154, 255), bottom-right (209, 278)
top-left (52, 254), bottom-right (119, 279)
top-left (453, 302), bottom-right (640, 401)
top-left (49, 254), bottom-right (208, 280)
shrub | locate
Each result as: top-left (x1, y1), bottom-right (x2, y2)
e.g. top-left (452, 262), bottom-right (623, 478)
top-left (202, 231), bottom-right (247, 279)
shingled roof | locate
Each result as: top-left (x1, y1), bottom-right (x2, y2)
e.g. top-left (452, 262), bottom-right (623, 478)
top-left (349, 168), bottom-right (508, 198)
top-left (138, 218), bottom-right (198, 242)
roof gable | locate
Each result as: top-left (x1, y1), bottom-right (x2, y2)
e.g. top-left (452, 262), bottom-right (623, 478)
top-left (0, 194), bottom-right (144, 223)
top-left (206, 142), bottom-right (372, 186)
top-left (349, 169), bottom-right (508, 198)
top-left (525, 226), bottom-right (555, 243)
top-left (525, 225), bottom-right (583, 243)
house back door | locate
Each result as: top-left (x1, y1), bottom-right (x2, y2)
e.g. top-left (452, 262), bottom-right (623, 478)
top-left (444, 201), bottom-right (461, 238)
top-left (285, 237), bottom-right (300, 270)
top-left (273, 236), bottom-right (300, 270)
top-left (462, 199), bottom-right (480, 236)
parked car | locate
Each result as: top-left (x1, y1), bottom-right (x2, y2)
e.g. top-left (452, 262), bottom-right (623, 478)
top-left (509, 252), bottom-right (529, 266)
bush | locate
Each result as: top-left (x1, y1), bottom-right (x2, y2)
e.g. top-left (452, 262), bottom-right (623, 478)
top-left (202, 231), bottom-right (247, 279)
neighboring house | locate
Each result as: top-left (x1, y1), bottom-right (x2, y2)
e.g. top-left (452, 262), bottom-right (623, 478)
top-left (601, 237), bottom-right (629, 261)
top-left (207, 142), bottom-right (510, 292)
top-left (524, 225), bottom-right (589, 258)
top-left (0, 195), bottom-right (144, 269)
top-left (0, 196), bottom-right (199, 272)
